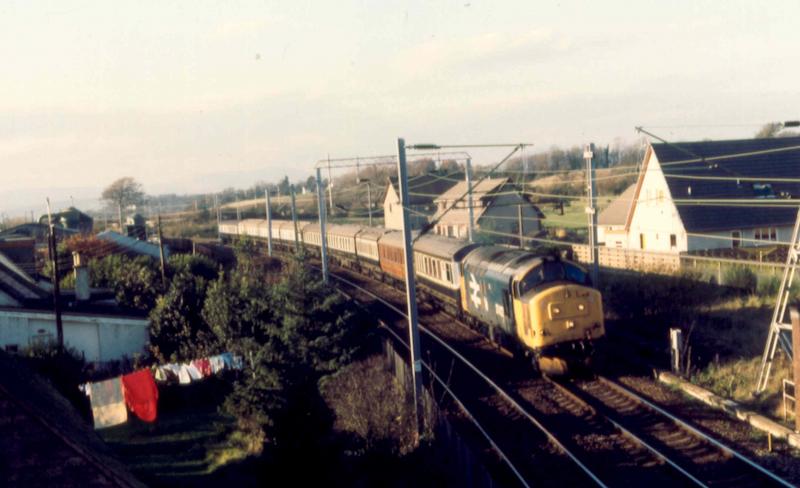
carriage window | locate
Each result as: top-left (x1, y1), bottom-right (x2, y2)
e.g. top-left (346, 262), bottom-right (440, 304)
top-left (445, 263), bottom-right (453, 283)
top-left (564, 263), bottom-right (590, 285)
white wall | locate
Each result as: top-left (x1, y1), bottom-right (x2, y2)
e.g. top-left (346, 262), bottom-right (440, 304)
top-left (0, 310), bottom-right (148, 363)
top-left (626, 151), bottom-right (687, 253)
top-left (383, 184), bottom-right (404, 230)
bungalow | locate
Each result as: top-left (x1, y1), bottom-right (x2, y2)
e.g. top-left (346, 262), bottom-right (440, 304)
top-left (431, 177), bottom-right (544, 243)
top-left (0, 251), bottom-right (148, 362)
top-left (383, 173), bottom-right (463, 230)
top-left (599, 136), bottom-right (800, 252)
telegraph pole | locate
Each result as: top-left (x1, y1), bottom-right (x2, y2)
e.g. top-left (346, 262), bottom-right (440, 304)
top-left (45, 199), bottom-right (63, 351)
top-left (214, 194), bottom-right (221, 241)
top-left (465, 157), bottom-right (475, 243)
top-left (327, 155), bottom-right (334, 212)
top-left (397, 137), bottom-right (425, 440)
top-left (316, 168), bottom-right (329, 283)
top-left (290, 184), bottom-right (299, 252)
top-left (157, 214), bottom-right (167, 289)
top-left (366, 182), bottom-right (373, 227)
top-left (265, 188), bottom-right (273, 257)
top-left (584, 144), bottom-right (599, 286)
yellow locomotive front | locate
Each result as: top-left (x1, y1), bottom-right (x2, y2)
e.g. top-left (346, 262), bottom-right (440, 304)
top-left (511, 259), bottom-right (605, 375)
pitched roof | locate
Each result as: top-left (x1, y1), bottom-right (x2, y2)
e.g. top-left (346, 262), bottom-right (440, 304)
top-left (434, 177), bottom-right (508, 203)
top-left (651, 136), bottom-right (800, 232)
top-left (0, 251), bottom-right (47, 303)
top-left (599, 184), bottom-right (636, 226)
top-left (96, 231), bottom-right (167, 259)
top-left (387, 172), bottom-right (464, 206)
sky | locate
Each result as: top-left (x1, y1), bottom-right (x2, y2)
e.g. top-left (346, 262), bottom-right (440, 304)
top-left (2, 0), bottom-right (800, 217)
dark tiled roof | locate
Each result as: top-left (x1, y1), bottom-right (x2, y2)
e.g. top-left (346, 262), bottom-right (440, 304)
top-left (388, 172), bottom-right (464, 206)
top-left (0, 251), bottom-right (48, 304)
top-left (651, 136), bottom-right (800, 232)
top-left (0, 223), bottom-right (78, 242)
top-left (0, 351), bottom-right (144, 487)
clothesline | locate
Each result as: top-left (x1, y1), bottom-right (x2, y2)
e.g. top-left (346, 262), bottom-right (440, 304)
top-left (80, 352), bottom-right (243, 430)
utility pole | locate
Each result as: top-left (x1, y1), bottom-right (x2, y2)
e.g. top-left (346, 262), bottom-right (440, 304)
top-left (290, 184), bottom-right (299, 252)
top-left (397, 137), bottom-right (425, 441)
top-left (265, 188), bottom-right (273, 257)
top-left (465, 158), bottom-right (475, 243)
top-left (214, 194), bottom-right (221, 241)
top-left (584, 144), bottom-right (599, 286)
top-left (518, 204), bottom-right (524, 249)
top-left (157, 214), bottom-right (167, 289)
top-left (316, 168), bottom-right (329, 283)
top-left (366, 182), bottom-right (373, 227)
top-left (45, 199), bottom-right (63, 351)
top-left (327, 154), bottom-right (334, 213)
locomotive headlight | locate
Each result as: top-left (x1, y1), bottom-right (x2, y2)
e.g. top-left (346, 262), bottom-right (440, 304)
top-left (566, 320), bottom-right (575, 329)
top-left (578, 304), bottom-right (585, 311)
top-left (552, 307), bottom-right (561, 315)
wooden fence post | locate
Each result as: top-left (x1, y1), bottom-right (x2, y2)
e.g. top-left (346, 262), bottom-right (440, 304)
top-left (670, 328), bottom-right (683, 374)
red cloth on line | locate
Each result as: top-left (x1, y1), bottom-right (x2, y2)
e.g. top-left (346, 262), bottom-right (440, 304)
top-left (192, 358), bottom-right (212, 377)
top-left (121, 369), bottom-right (159, 422)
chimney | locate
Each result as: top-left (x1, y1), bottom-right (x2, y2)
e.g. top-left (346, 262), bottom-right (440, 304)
top-left (73, 252), bottom-right (90, 302)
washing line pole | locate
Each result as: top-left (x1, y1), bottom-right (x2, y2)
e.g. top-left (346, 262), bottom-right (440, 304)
top-left (397, 137), bottom-right (425, 442)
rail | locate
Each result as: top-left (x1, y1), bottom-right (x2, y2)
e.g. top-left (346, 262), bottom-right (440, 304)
top-left (601, 376), bottom-right (795, 488)
top-left (326, 270), bottom-right (608, 488)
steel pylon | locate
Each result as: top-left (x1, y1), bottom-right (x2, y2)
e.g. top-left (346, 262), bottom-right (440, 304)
top-left (755, 207), bottom-right (800, 393)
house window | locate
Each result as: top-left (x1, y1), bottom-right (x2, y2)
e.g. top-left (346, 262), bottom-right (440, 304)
top-left (731, 231), bottom-right (741, 248)
top-left (754, 227), bottom-right (777, 241)
top-left (669, 234), bottom-right (677, 248)
top-left (639, 233), bottom-right (645, 250)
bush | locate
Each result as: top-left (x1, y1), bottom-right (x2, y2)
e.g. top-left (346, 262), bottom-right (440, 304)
top-left (22, 343), bottom-right (86, 406)
top-left (723, 266), bottom-right (757, 293)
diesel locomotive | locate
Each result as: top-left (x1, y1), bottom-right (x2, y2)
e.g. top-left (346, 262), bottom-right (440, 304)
top-left (219, 219), bottom-right (604, 375)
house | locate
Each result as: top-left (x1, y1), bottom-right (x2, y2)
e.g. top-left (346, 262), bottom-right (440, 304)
top-left (430, 177), bottom-right (544, 242)
top-left (597, 184), bottom-right (636, 248)
top-left (602, 136), bottom-right (800, 252)
top-left (0, 223), bottom-right (78, 273)
top-left (383, 173), bottom-right (463, 230)
top-left (96, 230), bottom-right (168, 260)
top-left (38, 207), bottom-right (94, 234)
top-left (0, 251), bottom-right (149, 362)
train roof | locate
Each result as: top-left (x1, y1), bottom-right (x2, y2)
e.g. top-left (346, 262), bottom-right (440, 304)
top-left (413, 234), bottom-right (480, 261)
top-left (462, 246), bottom-right (542, 281)
top-left (326, 224), bottom-right (364, 238)
top-left (355, 226), bottom-right (388, 241)
top-left (378, 229), bottom-right (419, 248)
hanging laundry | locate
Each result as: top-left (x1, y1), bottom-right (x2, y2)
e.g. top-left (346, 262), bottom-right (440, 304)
top-left (209, 355), bottom-right (225, 374)
top-left (184, 362), bottom-right (203, 381)
top-left (220, 352), bottom-right (234, 370)
top-left (121, 369), bottom-right (159, 422)
top-left (89, 377), bottom-right (128, 429)
top-left (232, 355), bottom-right (244, 370)
top-left (153, 367), bottom-right (167, 382)
top-left (177, 364), bottom-right (192, 384)
top-left (192, 358), bottom-right (212, 377)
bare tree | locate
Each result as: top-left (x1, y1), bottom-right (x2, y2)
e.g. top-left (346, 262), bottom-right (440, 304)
top-left (101, 177), bottom-right (144, 229)
top-left (755, 122), bottom-right (783, 139)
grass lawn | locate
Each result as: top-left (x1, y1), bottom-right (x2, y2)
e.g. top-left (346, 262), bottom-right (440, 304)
top-left (99, 380), bottom-right (255, 487)
top-left (540, 196), bottom-right (614, 231)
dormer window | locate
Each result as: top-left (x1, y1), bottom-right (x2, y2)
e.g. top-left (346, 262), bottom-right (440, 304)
top-left (753, 183), bottom-right (775, 199)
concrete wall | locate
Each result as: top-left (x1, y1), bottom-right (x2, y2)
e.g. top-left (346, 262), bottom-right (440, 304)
top-left (0, 309), bottom-right (148, 362)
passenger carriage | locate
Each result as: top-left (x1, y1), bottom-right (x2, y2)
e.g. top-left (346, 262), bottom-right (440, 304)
top-left (412, 235), bottom-right (479, 314)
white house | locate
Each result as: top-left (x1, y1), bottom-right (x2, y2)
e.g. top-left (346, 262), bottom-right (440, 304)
top-left (598, 136), bottom-right (800, 253)
top-left (431, 178), bottom-right (544, 243)
top-left (0, 308), bottom-right (148, 363)
top-left (383, 173), bottom-right (463, 230)
top-left (0, 251), bottom-right (149, 362)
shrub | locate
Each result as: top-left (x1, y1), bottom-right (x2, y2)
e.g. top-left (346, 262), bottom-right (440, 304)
top-left (723, 266), bottom-right (757, 293)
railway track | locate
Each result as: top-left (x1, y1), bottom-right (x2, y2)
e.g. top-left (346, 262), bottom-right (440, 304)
top-left (322, 262), bottom-right (796, 488)
top-left (246, 247), bottom-right (796, 487)
top-left (548, 376), bottom-right (795, 488)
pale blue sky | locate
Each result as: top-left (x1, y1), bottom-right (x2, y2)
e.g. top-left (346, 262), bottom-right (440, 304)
top-left (2, 0), bottom-right (799, 215)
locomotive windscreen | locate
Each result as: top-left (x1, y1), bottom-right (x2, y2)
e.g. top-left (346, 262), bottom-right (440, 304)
top-left (517, 261), bottom-right (590, 297)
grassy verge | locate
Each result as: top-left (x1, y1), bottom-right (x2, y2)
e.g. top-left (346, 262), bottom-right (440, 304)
top-left (99, 379), bottom-right (254, 487)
